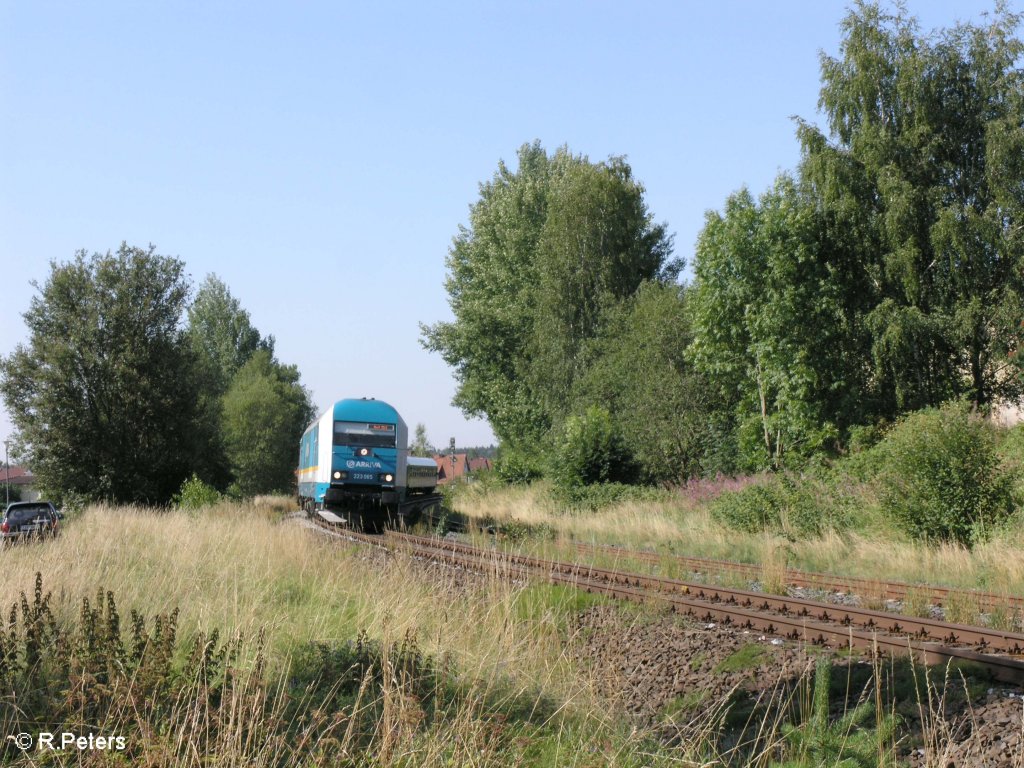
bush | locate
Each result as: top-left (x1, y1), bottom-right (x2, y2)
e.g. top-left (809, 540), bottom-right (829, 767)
top-left (553, 406), bottom-right (635, 490)
top-left (846, 420), bottom-right (889, 454)
top-left (1, 484), bottom-right (22, 504)
top-left (173, 474), bottom-right (222, 510)
top-left (878, 401), bottom-right (1015, 546)
top-left (494, 448), bottom-right (545, 484)
top-left (709, 474), bottom-right (852, 538)
top-left (551, 481), bottom-right (665, 511)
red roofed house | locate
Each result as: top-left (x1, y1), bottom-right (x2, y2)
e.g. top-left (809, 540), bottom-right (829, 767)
top-left (3, 465), bottom-right (40, 502)
top-left (432, 454), bottom-right (493, 485)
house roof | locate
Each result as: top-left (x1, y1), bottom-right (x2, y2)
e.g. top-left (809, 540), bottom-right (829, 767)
top-left (2, 465), bottom-right (35, 486)
top-left (432, 454), bottom-right (492, 483)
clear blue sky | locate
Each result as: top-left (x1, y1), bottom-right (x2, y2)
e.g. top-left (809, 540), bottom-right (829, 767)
top-left (0, 1), bottom-right (1007, 454)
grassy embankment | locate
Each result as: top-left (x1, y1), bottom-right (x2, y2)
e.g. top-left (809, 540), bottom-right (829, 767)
top-left (449, 481), bottom-right (1024, 597)
top-left (0, 498), bottom-right (1005, 767)
top-left (0, 499), bottom-right (707, 767)
top-left (444, 423), bottom-right (1024, 622)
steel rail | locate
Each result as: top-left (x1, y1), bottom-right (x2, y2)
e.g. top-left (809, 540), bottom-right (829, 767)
top-left (417, 505), bottom-right (1023, 614)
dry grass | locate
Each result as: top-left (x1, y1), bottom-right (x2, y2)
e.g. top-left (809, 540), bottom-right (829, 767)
top-left (0, 499), bottom-right (687, 766)
top-left (452, 483), bottom-right (1024, 599)
top-left (1, 502), bottom-right (580, 692)
top-left (0, 496), bottom-right (1010, 765)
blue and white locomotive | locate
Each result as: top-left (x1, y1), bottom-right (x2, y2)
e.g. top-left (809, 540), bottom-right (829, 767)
top-left (297, 398), bottom-right (438, 530)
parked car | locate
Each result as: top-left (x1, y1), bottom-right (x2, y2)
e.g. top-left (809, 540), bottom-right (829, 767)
top-left (1, 501), bottom-right (60, 541)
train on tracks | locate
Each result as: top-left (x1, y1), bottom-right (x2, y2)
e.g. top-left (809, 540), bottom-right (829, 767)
top-left (297, 398), bottom-right (439, 530)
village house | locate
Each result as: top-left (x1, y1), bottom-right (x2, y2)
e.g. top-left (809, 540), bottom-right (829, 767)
top-left (432, 454), bottom-right (492, 484)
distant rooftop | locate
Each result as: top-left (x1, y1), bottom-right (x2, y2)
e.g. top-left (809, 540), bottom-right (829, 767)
top-left (1, 465), bottom-right (35, 486)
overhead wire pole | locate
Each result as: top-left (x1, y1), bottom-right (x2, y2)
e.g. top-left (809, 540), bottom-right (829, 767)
top-left (3, 440), bottom-right (9, 507)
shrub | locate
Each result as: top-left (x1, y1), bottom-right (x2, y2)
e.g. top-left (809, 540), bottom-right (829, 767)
top-left (551, 481), bottom-right (665, 511)
top-left (877, 401), bottom-right (1015, 546)
top-left (997, 422), bottom-right (1024, 471)
top-left (494, 448), bottom-right (545, 484)
top-left (173, 473), bottom-right (222, 510)
top-left (846, 420), bottom-right (889, 454)
top-left (553, 406), bottom-right (635, 490)
top-left (709, 474), bottom-right (852, 538)
top-left (1, 484), bottom-right (22, 504)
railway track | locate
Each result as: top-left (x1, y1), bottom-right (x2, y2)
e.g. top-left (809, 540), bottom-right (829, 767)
top-left (566, 540), bottom-right (1024, 615)
top-left (307, 513), bottom-right (1024, 685)
top-left (417, 507), bottom-right (1024, 617)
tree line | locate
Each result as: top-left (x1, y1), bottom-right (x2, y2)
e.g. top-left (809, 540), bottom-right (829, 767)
top-left (423, 2), bottom-right (1024, 485)
top-left (0, 245), bottom-right (314, 505)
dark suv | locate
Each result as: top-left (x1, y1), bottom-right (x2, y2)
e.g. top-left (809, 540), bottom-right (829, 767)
top-left (1, 501), bottom-right (60, 541)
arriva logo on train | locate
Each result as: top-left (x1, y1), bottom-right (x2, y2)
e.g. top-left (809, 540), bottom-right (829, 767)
top-left (346, 460), bottom-right (383, 469)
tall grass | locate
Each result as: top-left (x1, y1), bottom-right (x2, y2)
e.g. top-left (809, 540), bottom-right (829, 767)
top-left (450, 482), bottom-right (1024, 599)
top-left (1, 498), bottom-right (1013, 765)
top-left (0, 501), bottom-right (684, 766)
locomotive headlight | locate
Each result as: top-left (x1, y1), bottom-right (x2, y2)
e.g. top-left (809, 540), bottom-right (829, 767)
top-left (333, 471), bottom-right (341, 480)
top-left (385, 473), bottom-right (394, 483)
top-left (358, 447), bottom-right (370, 457)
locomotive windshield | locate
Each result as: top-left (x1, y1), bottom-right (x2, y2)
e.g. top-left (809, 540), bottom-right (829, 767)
top-left (333, 421), bottom-right (397, 448)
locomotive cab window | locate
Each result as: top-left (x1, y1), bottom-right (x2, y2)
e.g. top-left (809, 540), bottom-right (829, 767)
top-left (333, 421), bottom-right (397, 448)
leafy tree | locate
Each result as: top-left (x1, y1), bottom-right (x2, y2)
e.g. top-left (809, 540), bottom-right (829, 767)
top-left (410, 423), bottom-right (433, 457)
top-left (187, 274), bottom-right (273, 394)
top-left (421, 142), bottom-right (553, 447)
top-left (531, 158), bottom-right (678, 417)
top-left (186, 275), bottom-right (273, 487)
top-left (691, 4), bottom-right (1024, 469)
top-left (797, 1), bottom-right (1024, 414)
top-left (221, 350), bottom-right (314, 496)
top-left (690, 178), bottom-right (861, 470)
top-left (0, 244), bottom-right (197, 503)
top-left (421, 141), bottom-right (678, 448)
top-left (575, 282), bottom-right (716, 483)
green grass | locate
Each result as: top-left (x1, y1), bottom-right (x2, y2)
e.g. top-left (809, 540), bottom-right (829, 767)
top-left (662, 689), bottom-right (711, 720)
top-left (512, 583), bottom-right (610, 634)
top-left (714, 643), bottom-right (771, 674)
top-left (12, 495), bottom-right (1020, 766)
